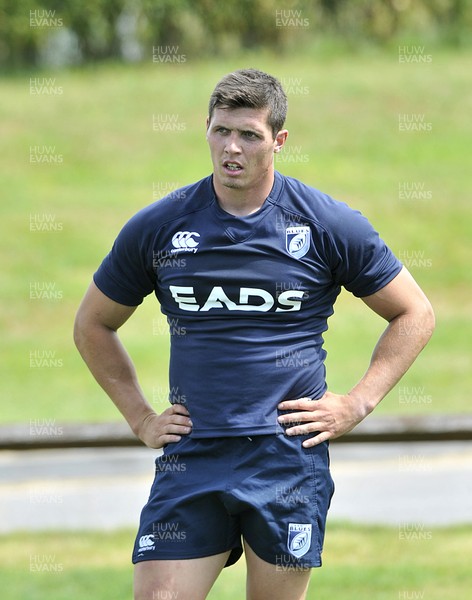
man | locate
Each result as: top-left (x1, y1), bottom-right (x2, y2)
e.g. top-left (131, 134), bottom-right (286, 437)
top-left (74, 69), bottom-right (434, 600)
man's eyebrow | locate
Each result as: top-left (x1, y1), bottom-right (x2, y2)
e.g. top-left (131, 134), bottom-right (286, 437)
top-left (211, 123), bottom-right (265, 135)
top-left (241, 128), bottom-right (263, 135)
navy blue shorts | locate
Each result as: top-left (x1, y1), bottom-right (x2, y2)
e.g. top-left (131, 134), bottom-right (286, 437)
top-left (132, 434), bottom-right (335, 568)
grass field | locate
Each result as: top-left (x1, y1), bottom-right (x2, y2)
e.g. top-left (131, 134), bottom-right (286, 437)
top-left (1, 47), bottom-right (471, 599)
top-left (1, 49), bottom-right (471, 423)
top-left (1, 523), bottom-right (471, 599)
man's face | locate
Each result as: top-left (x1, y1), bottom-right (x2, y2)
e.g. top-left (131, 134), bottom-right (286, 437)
top-left (206, 106), bottom-right (287, 193)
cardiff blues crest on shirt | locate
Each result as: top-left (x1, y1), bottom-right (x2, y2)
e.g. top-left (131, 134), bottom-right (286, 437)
top-left (286, 226), bottom-right (311, 259)
top-left (287, 523), bottom-right (312, 558)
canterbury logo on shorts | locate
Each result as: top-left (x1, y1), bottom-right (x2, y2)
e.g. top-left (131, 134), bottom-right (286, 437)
top-left (138, 534), bottom-right (155, 552)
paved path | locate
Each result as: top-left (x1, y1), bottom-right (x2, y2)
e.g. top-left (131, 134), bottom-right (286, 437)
top-left (0, 441), bottom-right (471, 533)
top-left (329, 441), bottom-right (472, 525)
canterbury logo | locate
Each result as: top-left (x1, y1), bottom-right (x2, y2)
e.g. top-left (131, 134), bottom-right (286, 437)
top-left (139, 534), bottom-right (155, 549)
top-left (172, 231), bottom-right (200, 249)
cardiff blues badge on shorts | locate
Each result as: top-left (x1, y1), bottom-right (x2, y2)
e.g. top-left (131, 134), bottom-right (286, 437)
top-left (286, 226), bottom-right (311, 259)
top-left (287, 523), bottom-right (312, 558)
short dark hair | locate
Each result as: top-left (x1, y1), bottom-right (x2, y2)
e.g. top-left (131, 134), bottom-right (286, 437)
top-left (208, 69), bottom-right (287, 138)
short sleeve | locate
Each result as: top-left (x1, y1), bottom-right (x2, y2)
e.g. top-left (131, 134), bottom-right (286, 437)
top-left (328, 203), bottom-right (402, 297)
top-left (93, 211), bottom-right (156, 306)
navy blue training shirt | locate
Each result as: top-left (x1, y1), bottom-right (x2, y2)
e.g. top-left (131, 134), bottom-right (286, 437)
top-left (94, 171), bottom-right (402, 437)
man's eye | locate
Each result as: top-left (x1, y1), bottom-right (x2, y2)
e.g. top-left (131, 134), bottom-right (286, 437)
top-left (243, 131), bottom-right (257, 139)
top-left (217, 128), bottom-right (229, 134)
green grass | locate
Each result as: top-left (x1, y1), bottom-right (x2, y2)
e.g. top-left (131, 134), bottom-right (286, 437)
top-left (1, 49), bottom-right (471, 423)
top-left (1, 523), bottom-right (471, 599)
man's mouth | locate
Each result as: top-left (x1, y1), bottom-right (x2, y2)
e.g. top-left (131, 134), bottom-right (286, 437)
top-left (223, 161), bottom-right (243, 173)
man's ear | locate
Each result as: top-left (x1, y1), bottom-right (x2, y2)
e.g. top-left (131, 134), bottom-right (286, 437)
top-left (274, 129), bottom-right (288, 153)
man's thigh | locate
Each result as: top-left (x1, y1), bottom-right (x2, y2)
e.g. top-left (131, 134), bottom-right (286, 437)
top-left (237, 434), bottom-right (334, 569)
top-left (244, 541), bottom-right (311, 600)
top-left (132, 437), bottom-right (243, 566)
top-left (134, 551), bottom-right (231, 600)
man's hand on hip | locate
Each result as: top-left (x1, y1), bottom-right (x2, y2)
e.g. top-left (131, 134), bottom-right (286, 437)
top-left (277, 392), bottom-right (369, 448)
top-left (138, 405), bottom-right (193, 449)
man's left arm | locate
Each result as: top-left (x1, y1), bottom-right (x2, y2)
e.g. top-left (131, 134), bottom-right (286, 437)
top-left (277, 267), bottom-right (435, 448)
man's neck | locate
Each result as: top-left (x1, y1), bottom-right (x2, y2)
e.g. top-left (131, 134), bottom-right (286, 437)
top-left (213, 174), bottom-right (274, 217)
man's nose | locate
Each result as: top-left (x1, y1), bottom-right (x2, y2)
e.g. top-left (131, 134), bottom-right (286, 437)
top-left (224, 134), bottom-right (242, 154)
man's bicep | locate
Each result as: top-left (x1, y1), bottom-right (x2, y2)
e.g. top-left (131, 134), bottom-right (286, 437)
top-left (76, 281), bottom-right (138, 331)
top-left (361, 266), bottom-right (432, 322)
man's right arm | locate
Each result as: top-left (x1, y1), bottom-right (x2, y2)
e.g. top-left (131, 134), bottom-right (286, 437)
top-left (73, 282), bottom-right (192, 448)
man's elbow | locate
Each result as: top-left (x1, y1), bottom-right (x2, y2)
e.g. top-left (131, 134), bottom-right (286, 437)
top-left (73, 311), bottom-right (85, 352)
top-left (73, 308), bottom-right (92, 355)
top-left (426, 301), bottom-right (435, 340)
top-left (416, 297), bottom-right (435, 344)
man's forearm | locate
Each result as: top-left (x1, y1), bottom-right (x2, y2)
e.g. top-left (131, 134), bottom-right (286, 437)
top-left (348, 307), bottom-right (435, 416)
top-left (74, 323), bottom-right (156, 437)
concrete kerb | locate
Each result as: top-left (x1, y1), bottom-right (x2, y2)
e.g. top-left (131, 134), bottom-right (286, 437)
top-left (2, 414), bottom-right (472, 450)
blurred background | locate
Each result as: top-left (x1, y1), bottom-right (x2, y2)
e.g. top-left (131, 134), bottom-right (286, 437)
top-left (1, 1), bottom-right (471, 598)
top-left (1, 0), bottom-right (471, 68)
